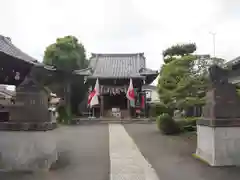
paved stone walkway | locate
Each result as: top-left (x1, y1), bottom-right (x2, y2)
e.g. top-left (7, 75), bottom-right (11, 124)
top-left (125, 124), bottom-right (240, 180)
top-left (109, 124), bottom-right (159, 180)
top-left (2, 124), bottom-right (240, 180)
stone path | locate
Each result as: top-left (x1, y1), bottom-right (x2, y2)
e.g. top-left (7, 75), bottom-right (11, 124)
top-left (109, 124), bottom-right (159, 180)
top-left (2, 124), bottom-right (240, 180)
top-left (125, 124), bottom-right (240, 180)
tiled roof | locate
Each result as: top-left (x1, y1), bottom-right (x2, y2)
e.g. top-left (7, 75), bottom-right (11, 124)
top-left (73, 67), bottom-right (93, 76)
top-left (88, 53), bottom-right (146, 78)
top-left (224, 56), bottom-right (240, 68)
top-left (142, 84), bottom-right (157, 90)
top-left (139, 67), bottom-right (158, 75)
top-left (0, 35), bottom-right (39, 65)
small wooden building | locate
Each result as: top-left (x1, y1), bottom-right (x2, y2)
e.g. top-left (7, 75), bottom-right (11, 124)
top-left (76, 53), bottom-right (158, 119)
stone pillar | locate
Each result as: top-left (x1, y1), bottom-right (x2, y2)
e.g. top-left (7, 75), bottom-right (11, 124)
top-left (127, 99), bottom-right (131, 119)
top-left (196, 65), bottom-right (240, 166)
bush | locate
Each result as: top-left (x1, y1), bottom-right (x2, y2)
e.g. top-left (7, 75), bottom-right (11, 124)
top-left (57, 105), bottom-right (73, 124)
top-left (149, 103), bottom-right (173, 117)
top-left (157, 113), bottom-right (180, 135)
top-left (177, 117), bottom-right (198, 132)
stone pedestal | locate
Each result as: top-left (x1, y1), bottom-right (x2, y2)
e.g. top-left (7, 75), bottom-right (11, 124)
top-left (196, 125), bottom-right (240, 166)
top-left (0, 131), bottom-right (58, 171)
top-left (196, 65), bottom-right (240, 166)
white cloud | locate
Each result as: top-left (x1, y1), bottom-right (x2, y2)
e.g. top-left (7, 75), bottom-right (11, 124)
top-left (1, 0), bottom-right (240, 73)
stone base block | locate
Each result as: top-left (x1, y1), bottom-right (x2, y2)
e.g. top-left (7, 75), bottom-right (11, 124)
top-left (0, 122), bottom-right (57, 131)
top-left (0, 131), bottom-right (58, 171)
top-left (196, 125), bottom-right (240, 166)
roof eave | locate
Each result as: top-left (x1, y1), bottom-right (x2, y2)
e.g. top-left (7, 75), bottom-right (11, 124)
top-left (87, 75), bottom-right (145, 79)
top-left (144, 73), bottom-right (159, 84)
top-left (73, 67), bottom-right (93, 76)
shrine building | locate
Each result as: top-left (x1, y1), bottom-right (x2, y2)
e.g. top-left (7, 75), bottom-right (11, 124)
top-left (76, 53), bottom-right (158, 118)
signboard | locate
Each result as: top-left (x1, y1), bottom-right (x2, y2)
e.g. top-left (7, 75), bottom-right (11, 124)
top-left (100, 86), bottom-right (127, 95)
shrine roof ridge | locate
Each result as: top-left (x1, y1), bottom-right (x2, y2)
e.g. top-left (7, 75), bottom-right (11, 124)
top-left (90, 52), bottom-right (145, 58)
top-left (88, 52), bottom-right (147, 78)
top-left (224, 56), bottom-right (240, 68)
top-left (74, 52), bottom-right (158, 84)
top-left (0, 35), bottom-right (58, 72)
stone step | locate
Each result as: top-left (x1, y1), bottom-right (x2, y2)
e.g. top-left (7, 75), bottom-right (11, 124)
top-left (71, 118), bottom-right (156, 124)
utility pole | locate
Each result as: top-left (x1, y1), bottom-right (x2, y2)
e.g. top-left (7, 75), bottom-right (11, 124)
top-left (209, 32), bottom-right (216, 57)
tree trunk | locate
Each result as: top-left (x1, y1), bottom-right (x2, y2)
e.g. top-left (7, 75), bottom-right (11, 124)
top-left (64, 78), bottom-right (72, 123)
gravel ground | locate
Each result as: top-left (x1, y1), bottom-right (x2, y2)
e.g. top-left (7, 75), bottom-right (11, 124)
top-left (0, 125), bottom-right (110, 180)
top-left (125, 123), bottom-right (240, 180)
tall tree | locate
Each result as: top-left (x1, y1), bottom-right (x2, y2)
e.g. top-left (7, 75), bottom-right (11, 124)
top-left (43, 35), bottom-right (88, 120)
top-left (158, 43), bottom-right (226, 115)
top-left (44, 36), bottom-right (87, 71)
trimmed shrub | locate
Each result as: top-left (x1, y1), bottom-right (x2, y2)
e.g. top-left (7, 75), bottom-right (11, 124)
top-left (150, 103), bottom-right (173, 117)
top-left (177, 117), bottom-right (198, 132)
top-left (57, 105), bottom-right (73, 124)
top-left (157, 113), bottom-right (180, 135)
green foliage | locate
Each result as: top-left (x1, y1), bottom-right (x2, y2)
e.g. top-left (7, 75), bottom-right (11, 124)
top-left (163, 43), bottom-right (196, 59)
top-left (157, 113), bottom-right (180, 134)
top-left (158, 54), bottom-right (200, 108)
top-left (43, 35), bottom-right (88, 119)
top-left (176, 117), bottom-right (198, 132)
top-left (57, 105), bottom-right (72, 124)
top-left (158, 43), bottom-right (225, 112)
top-left (44, 35), bottom-right (87, 72)
top-left (235, 85), bottom-right (240, 97)
top-left (149, 103), bottom-right (173, 117)
top-left (194, 56), bottom-right (226, 76)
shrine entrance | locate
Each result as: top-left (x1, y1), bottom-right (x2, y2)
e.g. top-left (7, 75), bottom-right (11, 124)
top-left (102, 92), bottom-right (129, 118)
top-left (104, 92), bottom-right (127, 110)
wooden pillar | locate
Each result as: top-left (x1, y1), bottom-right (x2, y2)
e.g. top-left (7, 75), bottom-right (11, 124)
top-left (127, 99), bottom-right (131, 119)
top-left (100, 95), bottom-right (104, 117)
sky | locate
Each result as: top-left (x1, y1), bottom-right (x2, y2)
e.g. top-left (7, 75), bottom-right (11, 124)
top-left (1, 0), bottom-right (240, 74)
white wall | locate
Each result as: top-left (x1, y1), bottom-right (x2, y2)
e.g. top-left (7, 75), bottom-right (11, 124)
top-left (151, 90), bottom-right (159, 102)
top-left (197, 125), bottom-right (240, 166)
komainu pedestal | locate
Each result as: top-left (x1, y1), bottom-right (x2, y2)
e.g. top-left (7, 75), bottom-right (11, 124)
top-left (196, 65), bottom-right (240, 166)
top-left (0, 131), bottom-right (57, 171)
top-left (0, 76), bottom-right (58, 171)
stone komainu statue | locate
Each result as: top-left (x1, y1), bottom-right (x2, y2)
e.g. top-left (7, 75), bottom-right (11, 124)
top-left (208, 65), bottom-right (229, 84)
top-left (202, 65), bottom-right (240, 119)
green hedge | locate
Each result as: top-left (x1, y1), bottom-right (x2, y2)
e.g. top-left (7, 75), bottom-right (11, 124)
top-left (176, 117), bottom-right (198, 132)
top-left (157, 113), bottom-right (180, 135)
top-left (150, 103), bottom-right (173, 117)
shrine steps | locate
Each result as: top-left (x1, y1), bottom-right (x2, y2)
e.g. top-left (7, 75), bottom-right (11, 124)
top-left (71, 118), bottom-right (155, 125)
